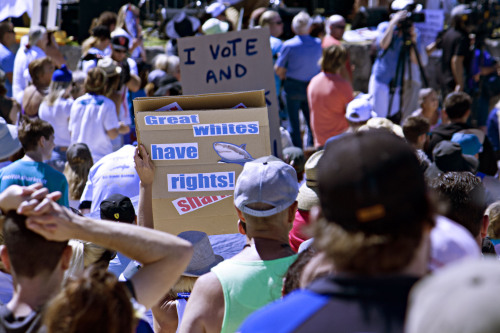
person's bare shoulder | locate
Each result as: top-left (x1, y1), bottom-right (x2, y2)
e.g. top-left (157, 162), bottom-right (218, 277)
top-left (179, 272), bottom-right (224, 333)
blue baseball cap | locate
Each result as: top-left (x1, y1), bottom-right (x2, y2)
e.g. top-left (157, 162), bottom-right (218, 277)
top-left (52, 64), bottom-right (72, 82)
top-left (234, 156), bottom-right (299, 217)
top-left (451, 132), bottom-right (482, 155)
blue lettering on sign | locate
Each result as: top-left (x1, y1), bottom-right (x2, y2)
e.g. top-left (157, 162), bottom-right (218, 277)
top-left (183, 47), bottom-right (196, 65)
top-left (246, 38), bottom-right (258, 56)
top-left (145, 115), bottom-right (200, 125)
top-left (206, 64), bottom-right (247, 84)
top-left (168, 172), bottom-right (235, 192)
top-left (193, 121), bottom-right (259, 137)
top-left (151, 143), bottom-right (199, 160)
top-left (265, 90), bottom-right (271, 106)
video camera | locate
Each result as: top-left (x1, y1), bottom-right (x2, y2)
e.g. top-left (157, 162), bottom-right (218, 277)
top-left (399, 3), bottom-right (425, 30)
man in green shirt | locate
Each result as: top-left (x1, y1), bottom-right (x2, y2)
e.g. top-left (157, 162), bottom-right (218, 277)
top-left (180, 156), bottom-right (299, 333)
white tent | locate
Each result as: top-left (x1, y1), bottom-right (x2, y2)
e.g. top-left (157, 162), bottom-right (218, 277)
top-left (0, 0), bottom-right (58, 29)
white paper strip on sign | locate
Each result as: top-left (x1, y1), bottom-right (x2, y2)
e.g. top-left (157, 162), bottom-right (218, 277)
top-left (168, 172), bottom-right (235, 192)
top-left (151, 143), bottom-right (199, 160)
top-left (192, 121), bottom-right (259, 137)
top-left (144, 114), bottom-right (199, 125)
top-left (172, 195), bottom-right (232, 215)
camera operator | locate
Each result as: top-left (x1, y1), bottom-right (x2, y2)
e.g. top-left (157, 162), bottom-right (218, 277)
top-left (368, 0), bottom-right (421, 124)
top-left (439, 5), bottom-right (471, 97)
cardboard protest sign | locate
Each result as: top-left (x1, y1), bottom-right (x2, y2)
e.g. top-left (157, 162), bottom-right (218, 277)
top-left (177, 28), bottom-right (282, 157)
top-left (134, 90), bottom-right (271, 235)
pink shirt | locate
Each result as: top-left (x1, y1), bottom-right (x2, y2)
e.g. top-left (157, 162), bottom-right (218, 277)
top-left (307, 72), bottom-right (353, 147)
top-left (289, 209), bottom-right (311, 252)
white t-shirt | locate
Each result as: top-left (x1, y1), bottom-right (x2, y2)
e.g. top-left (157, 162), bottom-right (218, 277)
top-left (39, 97), bottom-right (73, 147)
top-left (12, 43), bottom-right (46, 104)
top-left (69, 93), bottom-right (119, 162)
top-left (80, 144), bottom-right (140, 212)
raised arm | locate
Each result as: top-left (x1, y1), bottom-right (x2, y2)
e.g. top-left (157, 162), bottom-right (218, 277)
top-left (135, 144), bottom-right (155, 229)
top-left (22, 201), bottom-right (193, 309)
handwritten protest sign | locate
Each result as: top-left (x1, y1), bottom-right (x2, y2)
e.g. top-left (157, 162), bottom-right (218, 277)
top-left (177, 28), bottom-right (281, 157)
top-left (134, 90), bottom-right (271, 235)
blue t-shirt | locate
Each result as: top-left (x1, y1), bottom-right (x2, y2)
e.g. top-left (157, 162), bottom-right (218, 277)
top-left (276, 35), bottom-right (322, 82)
top-left (0, 160), bottom-right (69, 207)
top-left (372, 22), bottom-right (404, 85)
top-left (0, 43), bottom-right (15, 98)
top-left (270, 36), bottom-right (283, 97)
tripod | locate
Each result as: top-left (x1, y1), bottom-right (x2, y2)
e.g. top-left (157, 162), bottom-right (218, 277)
top-left (387, 25), bottom-right (429, 123)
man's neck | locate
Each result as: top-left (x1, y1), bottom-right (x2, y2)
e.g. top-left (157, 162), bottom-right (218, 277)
top-left (8, 274), bottom-right (61, 317)
top-left (236, 235), bottom-right (295, 261)
top-left (22, 150), bottom-right (44, 162)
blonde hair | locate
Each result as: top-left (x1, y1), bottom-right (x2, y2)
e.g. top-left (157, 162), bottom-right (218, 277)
top-left (259, 10), bottom-right (280, 27)
top-left (320, 44), bottom-right (347, 73)
top-left (166, 55), bottom-right (180, 77)
top-left (45, 81), bottom-right (71, 106)
top-left (487, 201), bottom-right (500, 239)
top-left (85, 67), bottom-right (107, 95)
top-left (166, 276), bottom-right (198, 300)
top-left (63, 154), bottom-right (94, 201)
top-left (153, 54), bottom-right (169, 72)
top-left (116, 4), bottom-right (139, 34)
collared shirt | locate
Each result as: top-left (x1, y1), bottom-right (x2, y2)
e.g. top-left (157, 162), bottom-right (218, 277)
top-left (276, 35), bottom-right (322, 82)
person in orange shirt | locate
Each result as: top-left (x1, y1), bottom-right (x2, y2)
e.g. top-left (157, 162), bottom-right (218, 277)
top-left (307, 45), bottom-right (353, 148)
top-left (322, 15), bottom-right (352, 82)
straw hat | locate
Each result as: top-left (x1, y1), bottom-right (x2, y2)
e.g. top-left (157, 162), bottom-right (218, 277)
top-left (97, 57), bottom-right (122, 76)
top-left (297, 150), bottom-right (323, 211)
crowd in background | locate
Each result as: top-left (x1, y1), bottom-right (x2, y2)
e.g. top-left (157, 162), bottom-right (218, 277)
top-left (0, 0), bottom-right (500, 332)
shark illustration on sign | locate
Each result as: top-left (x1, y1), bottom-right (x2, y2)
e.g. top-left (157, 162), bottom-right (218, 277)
top-left (213, 142), bottom-right (254, 166)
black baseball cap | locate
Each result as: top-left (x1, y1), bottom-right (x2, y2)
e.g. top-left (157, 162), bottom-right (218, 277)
top-left (319, 130), bottom-right (429, 235)
top-left (100, 194), bottom-right (135, 223)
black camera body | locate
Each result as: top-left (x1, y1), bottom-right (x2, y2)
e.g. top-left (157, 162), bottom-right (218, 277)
top-left (399, 3), bottom-right (425, 31)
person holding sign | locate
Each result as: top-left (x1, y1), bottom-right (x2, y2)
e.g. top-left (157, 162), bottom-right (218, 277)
top-left (275, 11), bottom-right (322, 149)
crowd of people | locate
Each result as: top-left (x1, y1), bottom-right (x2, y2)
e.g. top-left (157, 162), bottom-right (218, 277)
top-left (0, 0), bottom-right (500, 332)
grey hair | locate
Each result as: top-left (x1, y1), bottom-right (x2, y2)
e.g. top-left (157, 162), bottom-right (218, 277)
top-left (29, 26), bottom-right (47, 46)
top-left (292, 11), bottom-right (312, 35)
top-left (325, 14), bottom-right (345, 35)
top-left (154, 54), bottom-right (169, 72)
top-left (166, 55), bottom-right (180, 76)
